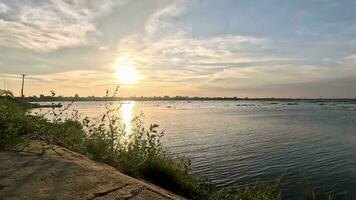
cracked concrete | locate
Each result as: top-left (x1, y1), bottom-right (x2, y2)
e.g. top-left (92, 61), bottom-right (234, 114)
top-left (0, 141), bottom-right (185, 200)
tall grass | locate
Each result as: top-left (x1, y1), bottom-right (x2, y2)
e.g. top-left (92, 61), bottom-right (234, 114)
top-left (209, 177), bottom-right (283, 200)
top-left (0, 90), bottom-right (284, 199)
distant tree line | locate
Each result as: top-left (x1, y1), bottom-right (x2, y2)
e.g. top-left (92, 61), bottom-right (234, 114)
top-left (19, 94), bottom-right (356, 102)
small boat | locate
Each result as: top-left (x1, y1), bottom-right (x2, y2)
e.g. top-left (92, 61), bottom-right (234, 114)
top-left (33, 103), bottom-right (63, 108)
top-left (286, 102), bottom-right (299, 105)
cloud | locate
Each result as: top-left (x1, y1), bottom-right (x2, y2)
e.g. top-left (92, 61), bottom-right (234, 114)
top-left (205, 62), bottom-right (356, 95)
top-left (144, 0), bottom-right (187, 35)
top-left (114, 0), bottom-right (285, 91)
top-left (116, 32), bottom-right (276, 89)
top-left (342, 54), bottom-right (356, 66)
top-left (0, 69), bottom-right (118, 96)
top-left (0, 0), bottom-right (126, 52)
top-left (0, 2), bottom-right (8, 13)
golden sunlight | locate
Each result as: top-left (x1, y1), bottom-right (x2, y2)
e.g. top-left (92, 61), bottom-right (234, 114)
top-left (115, 62), bottom-right (139, 85)
top-left (121, 101), bottom-right (135, 135)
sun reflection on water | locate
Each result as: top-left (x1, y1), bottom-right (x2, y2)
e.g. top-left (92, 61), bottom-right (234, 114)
top-left (121, 101), bottom-right (135, 135)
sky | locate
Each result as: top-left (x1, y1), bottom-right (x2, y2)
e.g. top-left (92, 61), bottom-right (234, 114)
top-left (0, 0), bottom-right (356, 98)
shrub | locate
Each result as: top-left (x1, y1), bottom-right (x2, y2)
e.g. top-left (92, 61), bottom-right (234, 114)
top-left (0, 98), bottom-right (30, 149)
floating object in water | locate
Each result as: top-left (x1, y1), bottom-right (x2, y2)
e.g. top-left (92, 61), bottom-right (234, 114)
top-left (236, 104), bottom-right (255, 107)
top-left (286, 102), bottom-right (299, 105)
top-left (33, 103), bottom-right (62, 108)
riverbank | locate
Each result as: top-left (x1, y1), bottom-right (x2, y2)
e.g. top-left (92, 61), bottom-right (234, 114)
top-left (0, 96), bottom-right (284, 199)
top-left (0, 140), bottom-right (184, 200)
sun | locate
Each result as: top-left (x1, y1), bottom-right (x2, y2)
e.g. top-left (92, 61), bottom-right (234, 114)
top-left (115, 63), bottom-right (139, 85)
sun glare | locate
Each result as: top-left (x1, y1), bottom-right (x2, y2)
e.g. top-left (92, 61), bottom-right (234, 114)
top-left (115, 63), bottom-right (139, 85)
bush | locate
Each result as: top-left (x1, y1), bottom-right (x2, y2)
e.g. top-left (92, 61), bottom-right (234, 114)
top-left (0, 98), bottom-right (30, 149)
top-left (77, 97), bottom-right (212, 198)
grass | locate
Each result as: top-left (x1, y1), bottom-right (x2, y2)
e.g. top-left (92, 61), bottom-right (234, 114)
top-left (209, 178), bottom-right (283, 200)
top-left (0, 92), bottom-right (300, 200)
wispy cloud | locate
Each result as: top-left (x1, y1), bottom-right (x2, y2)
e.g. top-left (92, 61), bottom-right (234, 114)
top-left (342, 54), bottom-right (356, 66)
top-left (0, 0), bottom-right (126, 52)
top-left (0, 69), bottom-right (117, 96)
top-left (114, 0), bottom-right (286, 90)
top-left (145, 0), bottom-right (187, 35)
top-left (0, 2), bottom-right (8, 13)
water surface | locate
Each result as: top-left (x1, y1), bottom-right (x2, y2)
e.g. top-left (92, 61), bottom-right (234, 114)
top-left (34, 100), bottom-right (356, 199)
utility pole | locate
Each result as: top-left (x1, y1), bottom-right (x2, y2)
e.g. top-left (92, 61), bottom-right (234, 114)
top-left (21, 74), bottom-right (26, 98)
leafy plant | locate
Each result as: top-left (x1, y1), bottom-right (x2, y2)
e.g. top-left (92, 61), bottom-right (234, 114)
top-left (0, 98), bottom-right (30, 150)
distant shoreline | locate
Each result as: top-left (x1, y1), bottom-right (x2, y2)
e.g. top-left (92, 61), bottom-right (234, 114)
top-left (20, 96), bottom-right (356, 102)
